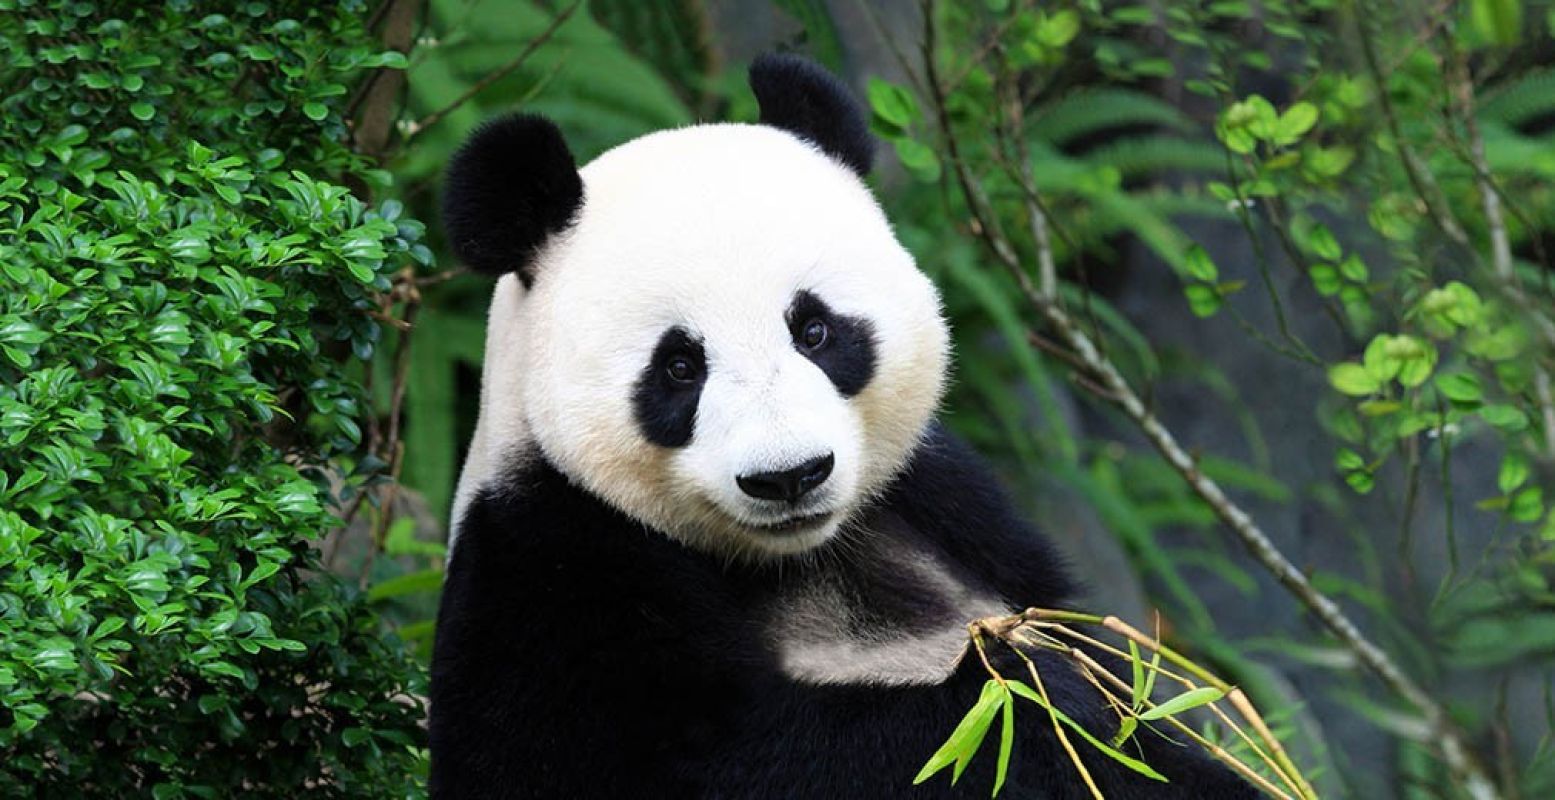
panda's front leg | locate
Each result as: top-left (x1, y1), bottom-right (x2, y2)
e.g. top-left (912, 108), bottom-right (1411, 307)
top-left (429, 477), bottom-right (744, 799)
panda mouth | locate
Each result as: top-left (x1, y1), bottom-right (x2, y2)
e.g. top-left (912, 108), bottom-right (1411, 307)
top-left (746, 510), bottom-right (834, 534)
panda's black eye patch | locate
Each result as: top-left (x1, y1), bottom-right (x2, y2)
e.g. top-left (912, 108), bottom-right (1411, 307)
top-left (787, 291), bottom-right (876, 397)
top-left (634, 327), bottom-right (705, 448)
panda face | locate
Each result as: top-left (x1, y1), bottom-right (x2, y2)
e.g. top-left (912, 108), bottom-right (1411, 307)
top-left (511, 125), bottom-right (949, 558)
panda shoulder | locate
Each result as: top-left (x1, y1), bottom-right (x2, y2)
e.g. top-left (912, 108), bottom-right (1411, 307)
top-left (882, 423), bottom-right (1080, 607)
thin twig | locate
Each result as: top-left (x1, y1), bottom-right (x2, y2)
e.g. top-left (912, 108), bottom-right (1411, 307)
top-left (994, 54), bottom-right (1056, 300)
top-left (415, 266), bottom-right (469, 287)
top-left (1220, 148), bottom-right (1322, 364)
top-left (403, 0), bottom-right (580, 139)
top-left (1017, 648), bottom-right (1104, 799)
top-left (360, 269), bottom-right (421, 587)
top-left (1354, 4), bottom-right (1471, 250)
top-left (853, 0), bottom-right (929, 98)
top-left (1398, 435), bottom-right (1423, 569)
top-left (1442, 35), bottom-right (1555, 460)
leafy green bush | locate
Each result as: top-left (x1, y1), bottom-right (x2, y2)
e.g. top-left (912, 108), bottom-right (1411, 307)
top-left (0, 1), bottom-right (426, 795)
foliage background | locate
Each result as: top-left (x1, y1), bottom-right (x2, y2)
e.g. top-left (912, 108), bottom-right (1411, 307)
top-left (0, 1), bottom-right (426, 795)
top-left (6, 0), bottom-right (1555, 797)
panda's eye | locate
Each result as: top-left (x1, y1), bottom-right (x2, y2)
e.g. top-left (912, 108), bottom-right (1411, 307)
top-left (799, 318), bottom-right (829, 350)
top-left (665, 355), bottom-right (699, 384)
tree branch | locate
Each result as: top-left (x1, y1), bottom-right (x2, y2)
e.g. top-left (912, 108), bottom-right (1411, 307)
top-left (918, 3), bottom-right (1501, 796)
top-left (402, 1), bottom-right (580, 140)
top-left (353, 0), bottom-right (423, 160)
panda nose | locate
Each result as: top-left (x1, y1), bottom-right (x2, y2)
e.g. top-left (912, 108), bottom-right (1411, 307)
top-left (737, 453), bottom-right (834, 502)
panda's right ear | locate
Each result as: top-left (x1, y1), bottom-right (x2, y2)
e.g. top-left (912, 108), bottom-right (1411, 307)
top-left (441, 113), bottom-right (584, 286)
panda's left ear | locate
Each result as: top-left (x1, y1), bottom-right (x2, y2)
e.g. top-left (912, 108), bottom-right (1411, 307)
top-left (749, 53), bottom-right (875, 177)
top-left (441, 113), bottom-right (584, 286)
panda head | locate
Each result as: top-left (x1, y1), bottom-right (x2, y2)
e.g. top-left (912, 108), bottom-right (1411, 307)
top-left (444, 54), bottom-right (949, 558)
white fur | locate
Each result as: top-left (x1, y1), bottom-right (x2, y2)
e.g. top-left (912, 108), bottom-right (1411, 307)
top-left (449, 272), bottom-right (528, 538)
top-left (769, 547), bottom-right (1010, 686)
top-left (451, 123), bottom-right (949, 559)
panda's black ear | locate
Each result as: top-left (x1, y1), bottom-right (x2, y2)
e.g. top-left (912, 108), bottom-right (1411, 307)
top-left (749, 53), bottom-right (875, 177)
top-left (441, 113), bottom-right (584, 286)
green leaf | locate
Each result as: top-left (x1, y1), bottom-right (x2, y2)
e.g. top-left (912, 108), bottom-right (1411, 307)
top-left (1140, 646), bottom-right (1161, 708)
top-left (993, 683), bottom-right (1015, 797)
top-left (375, 51), bottom-right (409, 69)
top-left (1511, 486), bottom-right (1545, 522)
top-left (1498, 453), bottom-right (1530, 494)
top-left (1471, 0), bottom-right (1522, 46)
top-left (3, 345), bottom-right (33, 368)
top-left (1363, 335), bottom-right (1400, 381)
top-left (1183, 283), bottom-right (1222, 317)
top-left (130, 102), bottom-right (155, 121)
top-left (1338, 254), bottom-right (1368, 282)
top-left (867, 79), bottom-right (917, 131)
top-left (1480, 404), bottom-right (1528, 432)
top-left (1305, 145), bottom-right (1355, 178)
top-left (1309, 264), bottom-right (1341, 296)
top-left (346, 260), bottom-right (376, 284)
top-left (1110, 717), bottom-right (1138, 748)
top-left (1436, 372), bottom-right (1484, 404)
top-left (1329, 363), bottom-right (1380, 396)
top-left (1128, 639), bottom-right (1146, 708)
top-left (1396, 347), bottom-right (1438, 388)
top-left (915, 680), bottom-right (1006, 785)
top-left (893, 138), bottom-right (942, 183)
top-left (1358, 400), bottom-right (1401, 416)
top-left (1036, 10), bottom-right (1081, 48)
top-left (1183, 244), bottom-right (1217, 282)
top-left (243, 561), bottom-right (281, 587)
top-left (1138, 686), bottom-right (1225, 720)
top-left (384, 516), bottom-right (446, 558)
top-left (1308, 224), bottom-right (1342, 260)
top-left (1006, 681), bottom-right (1168, 782)
top-left (11, 467), bottom-right (45, 495)
top-left (303, 102), bottom-right (329, 122)
top-left (1273, 101), bottom-right (1319, 145)
top-left (366, 569), bottom-right (444, 602)
top-left (953, 681), bottom-right (1004, 784)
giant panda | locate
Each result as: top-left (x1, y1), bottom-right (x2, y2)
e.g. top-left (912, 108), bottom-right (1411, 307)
top-left (430, 54), bottom-right (1256, 799)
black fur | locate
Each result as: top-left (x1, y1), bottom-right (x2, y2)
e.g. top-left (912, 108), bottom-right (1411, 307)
top-left (788, 289), bottom-right (877, 397)
top-left (441, 113), bottom-right (583, 285)
top-left (431, 425), bottom-right (1256, 799)
top-left (633, 326), bottom-right (707, 448)
top-left (750, 53), bottom-right (876, 176)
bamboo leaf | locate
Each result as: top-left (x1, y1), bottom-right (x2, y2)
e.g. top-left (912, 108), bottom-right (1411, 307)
top-left (954, 682), bottom-right (1006, 784)
top-left (1128, 639), bottom-right (1146, 708)
top-left (1141, 646), bottom-right (1161, 709)
top-left (1006, 681), bottom-right (1168, 782)
top-left (1137, 686), bottom-right (1226, 721)
top-left (993, 683), bottom-right (1015, 797)
top-left (915, 680), bottom-right (1005, 785)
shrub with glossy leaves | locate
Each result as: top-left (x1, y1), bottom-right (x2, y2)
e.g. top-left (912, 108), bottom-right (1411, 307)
top-left (0, 1), bottom-right (427, 795)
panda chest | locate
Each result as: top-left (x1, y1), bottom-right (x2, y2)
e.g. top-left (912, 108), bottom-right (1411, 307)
top-left (761, 518), bottom-right (1010, 687)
